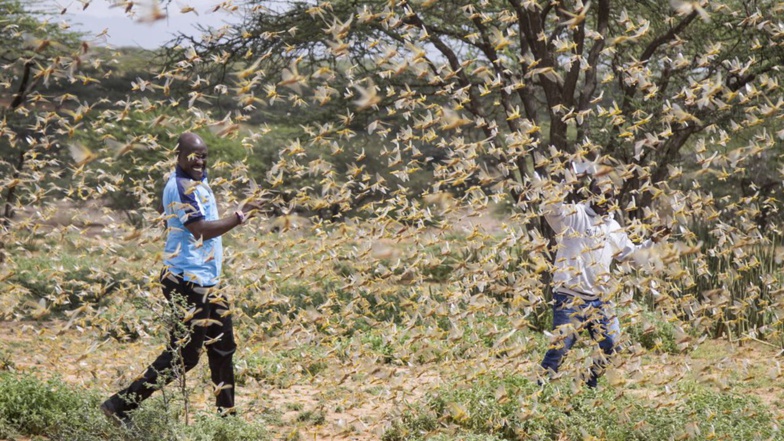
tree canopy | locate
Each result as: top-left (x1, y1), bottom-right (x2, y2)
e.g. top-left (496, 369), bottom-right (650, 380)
top-left (160, 0), bottom-right (784, 230)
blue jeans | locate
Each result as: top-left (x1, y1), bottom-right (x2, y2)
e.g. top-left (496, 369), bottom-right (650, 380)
top-left (540, 292), bottom-right (619, 388)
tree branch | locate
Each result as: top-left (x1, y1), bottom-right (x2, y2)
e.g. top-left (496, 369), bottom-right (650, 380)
top-left (508, 0), bottom-right (567, 152)
top-left (396, 11), bottom-right (496, 141)
top-left (9, 61), bottom-right (34, 110)
top-left (467, 14), bottom-right (524, 133)
top-left (577, 0), bottom-right (609, 111)
top-left (561, 20), bottom-right (586, 109)
top-left (2, 150), bottom-right (24, 227)
top-left (639, 11), bottom-right (698, 64)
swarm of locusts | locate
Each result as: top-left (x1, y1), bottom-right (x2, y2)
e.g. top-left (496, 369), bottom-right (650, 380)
top-left (1, 0), bottom-right (784, 439)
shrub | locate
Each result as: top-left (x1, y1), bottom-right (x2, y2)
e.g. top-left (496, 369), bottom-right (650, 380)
top-left (182, 412), bottom-right (270, 441)
top-left (10, 251), bottom-right (147, 322)
top-left (624, 308), bottom-right (680, 354)
top-left (0, 372), bottom-right (110, 441)
top-left (0, 372), bottom-right (270, 441)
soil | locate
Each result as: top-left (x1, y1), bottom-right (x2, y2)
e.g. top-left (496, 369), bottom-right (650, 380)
top-left (1, 319), bottom-right (782, 440)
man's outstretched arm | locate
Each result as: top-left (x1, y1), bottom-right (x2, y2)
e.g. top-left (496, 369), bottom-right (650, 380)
top-left (185, 215), bottom-right (242, 241)
top-left (612, 224), bottom-right (671, 262)
top-left (184, 201), bottom-right (263, 241)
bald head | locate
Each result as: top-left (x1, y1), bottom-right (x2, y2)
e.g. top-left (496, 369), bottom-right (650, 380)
top-left (176, 132), bottom-right (208, 180)
top-left (177, 133), bottom-right (206, 155)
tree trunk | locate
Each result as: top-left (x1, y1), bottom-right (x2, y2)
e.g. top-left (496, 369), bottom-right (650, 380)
top-left (1, 61), bottom-right (34, 227)
top-left (1, 151), bottom-right (24, 228)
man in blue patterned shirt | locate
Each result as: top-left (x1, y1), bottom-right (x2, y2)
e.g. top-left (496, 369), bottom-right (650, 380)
top-left (101, 132), bottom-right (260, 425)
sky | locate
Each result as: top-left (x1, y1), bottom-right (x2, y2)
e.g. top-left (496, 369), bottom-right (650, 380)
top-left (40, 0), bottom-right (242, 49)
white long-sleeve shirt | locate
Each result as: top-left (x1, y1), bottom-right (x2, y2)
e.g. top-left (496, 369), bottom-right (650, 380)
top-left (543, 202), bottom-right (651, 300)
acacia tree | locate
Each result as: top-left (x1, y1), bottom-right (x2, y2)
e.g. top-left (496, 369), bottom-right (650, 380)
top-left (0, 0), bottom-right (86, 226)
top-left (163, 0), bottom-right (784, 228)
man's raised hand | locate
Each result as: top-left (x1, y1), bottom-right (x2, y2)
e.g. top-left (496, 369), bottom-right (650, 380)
top-left (651, 225), bottom-right (672, 243)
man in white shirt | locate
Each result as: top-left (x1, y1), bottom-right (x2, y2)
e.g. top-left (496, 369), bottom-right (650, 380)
top-left (539, 177), bottom-right (667, 388)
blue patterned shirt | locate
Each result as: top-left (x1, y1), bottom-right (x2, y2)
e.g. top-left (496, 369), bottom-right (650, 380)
top-left (162, 166), bottom-right (223, 286)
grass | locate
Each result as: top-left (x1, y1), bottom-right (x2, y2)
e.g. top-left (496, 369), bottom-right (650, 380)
top-left (2, 217), bottom-right (784, 439)
top-left (4, 232), bottom-right (156, 321)
top-left (383, 373), bottom-right (779, 441)
top-left (236, 345), bottom-right (333, 388)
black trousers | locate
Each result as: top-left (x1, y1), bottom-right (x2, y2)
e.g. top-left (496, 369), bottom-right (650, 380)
top-left (110, 270), bottom-right (236, 412)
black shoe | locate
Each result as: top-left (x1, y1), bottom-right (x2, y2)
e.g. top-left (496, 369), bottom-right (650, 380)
top-left (101, 396), bottom-right (132, 428)
top-left (219, 407), bottom-right (237, 418)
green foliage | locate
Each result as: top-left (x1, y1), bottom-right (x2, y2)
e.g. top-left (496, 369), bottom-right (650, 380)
top-left (417, 436), bottom-right (504, 441)
top-left (0, 350), bottom-right (13, 372)
top-left (384, 373), bottom-right (778, 441)
top-left (174, 0), bottom-right (784, 222)
top-left (0, 372), bottom-right (270, 441)
top-left (177, 411), bottom-right (271, 441)
top-left (0, 0), bottom-right (85, 89)
top-left (111, 396), bottom-right (271, 441)
top-left (12, 256), bottom-right (130, 306)
top-left (362, 332), bottom-right (396, 363)
top-left (624, 309), bottom-right (680, 354)
top-left (0, 372), bottom-right (109, 440)
top-left (634, 224), bottom-right (784, 345)
top-left (295, 409), bottom-right (325, 425)
top-left (236, 351), bottom-right (299, 388)
top-left (7, 238), bottom-right (150, 322)
top-left (244, 279), bottom-right (409, 335)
